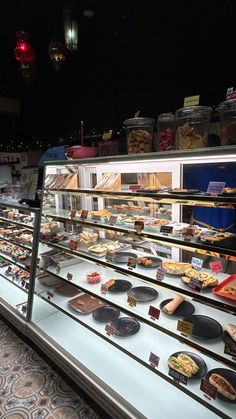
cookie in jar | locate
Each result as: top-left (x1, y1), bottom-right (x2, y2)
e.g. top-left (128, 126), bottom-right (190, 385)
top-left (124, 117), bottom-right (154, 154)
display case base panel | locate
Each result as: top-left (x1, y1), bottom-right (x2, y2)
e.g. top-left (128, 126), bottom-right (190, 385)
top-left (31, 296), bottom-right (227, 419)
top-left (0, 276), bottom-right (27, 312)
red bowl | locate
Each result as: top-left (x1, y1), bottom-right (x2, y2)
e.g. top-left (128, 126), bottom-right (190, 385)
top-left (65, 146), bottom-right (98, 159)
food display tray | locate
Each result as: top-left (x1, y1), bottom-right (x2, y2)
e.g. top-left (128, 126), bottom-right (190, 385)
top-left (212, 275), bottom-right (236, 301)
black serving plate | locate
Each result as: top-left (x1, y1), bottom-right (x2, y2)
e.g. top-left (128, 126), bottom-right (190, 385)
top-left (169, 351), bottom-right (207, 380)
top-left (108, 279), bottom-right (132, 293)
top-left (160, 298), bottom-right (195, 317)
top-left (205, 368), bottom-right (236, 403)
top-left (137, 256), bottom-right (162, 268)
top-left (112, 251), bottom-right (138, 264)
top-left (110, 317), bottom-right (140, 337)
top-left (92, 306), bottom-right (120, 323)
top-left (182, 315), bottom-right (223, 339)
top-left (127, 286), bottom-right (158, 302)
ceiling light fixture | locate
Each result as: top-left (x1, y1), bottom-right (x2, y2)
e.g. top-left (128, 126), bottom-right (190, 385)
top-left (63, 2), bottom-right (79, 51)
top-left (48, 39), bottom-right (67, 71)
top-left (14, 31), bottom-right (36, 65)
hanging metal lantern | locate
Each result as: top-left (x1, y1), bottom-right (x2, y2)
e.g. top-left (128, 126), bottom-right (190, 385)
top-left (63, 2), bottom-right (78, 51)
top-left (48, 40), bottom-right (66, 71)
top-left (14, 31), bottom-right (36, 65)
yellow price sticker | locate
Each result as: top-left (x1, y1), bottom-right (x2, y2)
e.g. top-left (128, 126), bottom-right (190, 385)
top-left (127, 296), bottom-right (137, 307)
top-left (177, 320), bottom-right (193, 335)
top-left (184, 95), bottom-right (200, 107)
top-left (102, 130), bottom-right (113, 140)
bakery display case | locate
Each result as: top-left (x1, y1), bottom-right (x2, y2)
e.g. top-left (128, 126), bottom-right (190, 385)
top-left (20, 148), bottom-right (236, 418)
top-left (0, 201), bottom-right (40, 319)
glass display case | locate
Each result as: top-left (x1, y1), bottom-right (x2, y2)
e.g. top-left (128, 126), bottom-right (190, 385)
top-left (5, 147), bottom-right (236, 419)
top-left (0, 201), bottom-right (40, 319)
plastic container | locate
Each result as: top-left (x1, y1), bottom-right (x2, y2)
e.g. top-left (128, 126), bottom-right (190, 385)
top-left (217, 99), bottom-right (236, 145)
top-left (175, 106), bottom-right (212, 149)
top-left (123, 117), bottom-right (155, 154)
top-left (157, 113), bottom-right (176, 151)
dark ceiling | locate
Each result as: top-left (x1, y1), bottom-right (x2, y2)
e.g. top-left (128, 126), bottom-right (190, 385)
top-left (0, 0), bottom-right (236, 147)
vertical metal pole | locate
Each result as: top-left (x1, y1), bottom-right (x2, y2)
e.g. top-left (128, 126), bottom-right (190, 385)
top-left (26, 166), bottom-right (46, 322)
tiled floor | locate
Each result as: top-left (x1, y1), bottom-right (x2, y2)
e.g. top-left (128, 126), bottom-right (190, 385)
top-left (0, 318), bottom-right (103, 419)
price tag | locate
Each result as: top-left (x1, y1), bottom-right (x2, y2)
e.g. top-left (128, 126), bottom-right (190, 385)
top-left (92, 215), bottom-right (101, 223)
top-left (184, 95), bottom-right (200, 107)
top-left (127, 258), bottom-right (137, 270)
top-left (156, 266), bottom-right (165, 281)
top-left (102, 129), bottom-right (113, 140)
top-left (191, 257), bottom-right (203, 270)
top-left (109, 215), bottom-right (118, 225)
top-left (21, 305), bottom-right (27, 313)
top-left (127, 295), bottom-right (137, 307)
top-left (80, 209), bottom-right (88, 219)
top-left (200, 378), bottom-right (217, 400)
top-left (224, 340), bottom-right (236, 357)
top-left (129, 184), bottom-right (141, 191)
top-left (101, 283), bottom-right (108, 294)
top-left (160, 225), bottom-right (173, 235)
top-left (188, 277), bottom-right (203, 292)
top-left (56, 264), bottom-right (61, 275)
top-left (70, 210), bottom-right (76, 219)
top-left (69, 240), bottom-right (79, 251)
top-left (105, 252), bottom-right (113, 263)
top-left (177, 320), bottom-right (193, 336)
top-left (105, 324), bottom-right (115, 336)
top-left (207, 181), bottom-right (226, 195)
top-left (148, 305), bottom-right (160, 320)
top-left (47, 291), bottom-right (54, 300)
top-left (134, 220), bottom-right (144, 234)
top-left (210, 260), bottom-right (223, 274)
top-left (169, 367), bottom-right (188, 385)
top-left (67, 272), bottom-right (73, 281)
top-left (43, 259), bottom-right (50, 270)
top-left (149, 352), bottom-right (160, 368)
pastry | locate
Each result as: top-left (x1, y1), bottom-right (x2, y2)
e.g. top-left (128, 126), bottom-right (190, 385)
top-left (221, 286), bottom-right (236, 296)
top-left (162, 261), bottom-right (192, 275)
top-left (162, 295), bottom-right (185, 315)
top-left (168, 353), bottom-right (199, 378)
top-left (104, 279), bottom-right (115, 288)
top-left (209, 374), bottom-right (236, 400)
top-left (137, 257), bottom-right (153, 267)
top-left (177, 354), bottom-right (199, 374)
top-left (168, 357), bottom-right (192, 378)
top-left (225, 324), bottom-right (236, 342)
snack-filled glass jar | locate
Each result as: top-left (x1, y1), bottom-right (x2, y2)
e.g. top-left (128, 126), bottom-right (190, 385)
top-left (157, 113), bottom-right (176, 151)
top-left (217, 99), bottom-right (236, 145)
top-left (124, 117), bottom-right (155, 154)
top-left (175, 106), bottom-right (212, 149)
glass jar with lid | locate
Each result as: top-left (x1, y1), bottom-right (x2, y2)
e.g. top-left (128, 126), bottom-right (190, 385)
top-left (217, 99), bottom-right (236, 145)
top-left (123, 117), bottom-right (155, 154)
top-left (175, 106), bottom-right (213, 149)
top-left (157, 113), bottom-right (176, 151)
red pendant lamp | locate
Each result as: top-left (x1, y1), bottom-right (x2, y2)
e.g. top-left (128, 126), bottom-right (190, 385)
top-left (14, 31), bottom-right (36, 65)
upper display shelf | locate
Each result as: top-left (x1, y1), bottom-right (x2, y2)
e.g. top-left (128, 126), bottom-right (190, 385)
top-left (46, 188), bottom-right (236, 207)
top-left (0, 200), bottom-right (40, 213)
top-left (44, 145), bottom-right (236, 166)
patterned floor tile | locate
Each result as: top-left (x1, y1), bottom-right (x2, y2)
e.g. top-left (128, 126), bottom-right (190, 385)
top-left (0, 318), bottom-right (103, 419)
